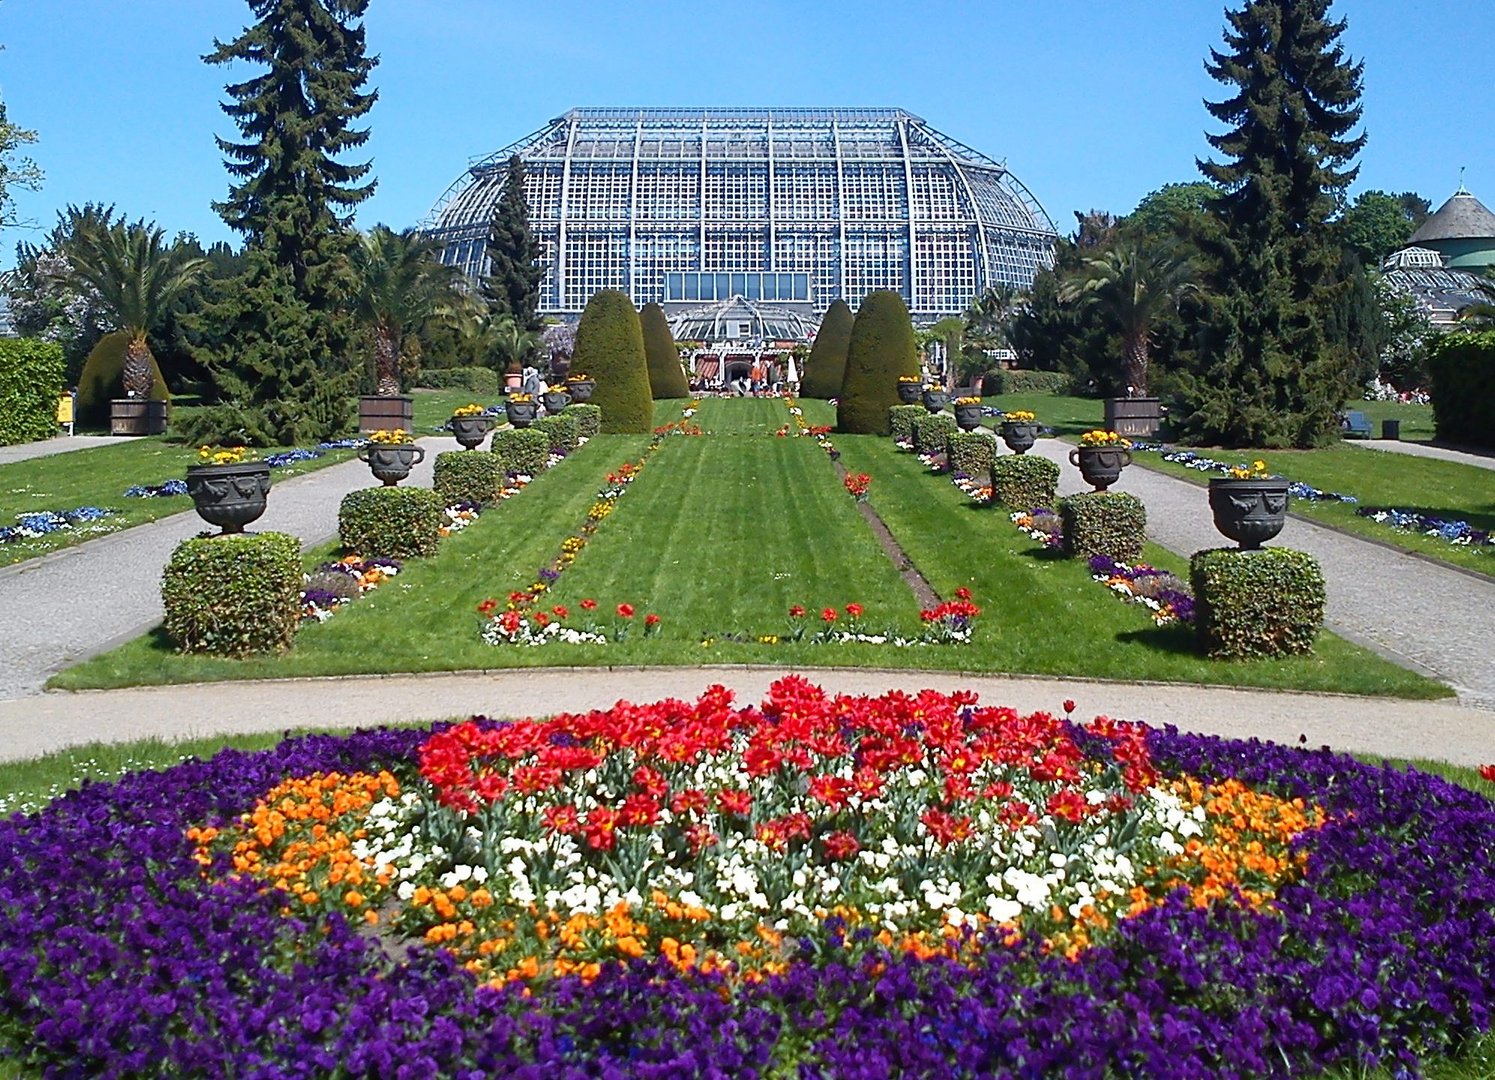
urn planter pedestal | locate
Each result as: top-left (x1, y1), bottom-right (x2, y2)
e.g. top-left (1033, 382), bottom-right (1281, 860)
top-left (506, 401), bottom-right (538, 428)
top-left (540, 390), bottom-right (571, 415)
top-left (921, 389), bottom-right (950, 414)
top-left (358, 443), bottom-right (425, 486)
top-left (1070, 446), bottom-right (1132, 492)
top-left (954, 403), bottom-right (985, 432)
top-left (449, 415), bottom-right (493, 450)
top-left (1208, 478), bottom-right (1289, 549)
top-left (896, 382), bottom-right (922, 405)
top-left (185, 462), bottom-right (271, 534)
top-left (999, 421), bottom-right (1040, 455)
top-left (564, 379), bottom-right (595, 403)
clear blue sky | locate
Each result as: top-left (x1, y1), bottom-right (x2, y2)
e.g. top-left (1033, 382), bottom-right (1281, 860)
top-left (2, 0), bottom-right (1490, 267)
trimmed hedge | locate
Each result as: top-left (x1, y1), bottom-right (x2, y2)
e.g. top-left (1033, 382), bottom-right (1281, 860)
top-left (491, 427), bottom-right (552, 477)
top-left (572, 290), bottom-right (653, 433)
top-left (76, 329), bottom-right (171, 428)
top-left (641, 302), bottom-right (690, 399)
top-left (1061, 492), bottom-right (1147, 561)
top-left (838, 292), bottom-right (919, 434)
top-left (161, 532), bottom-right (300, 657)
top-left (0, 338), bottom-right (66, 446)
top-left (1190, 547), bottom-right (1325, 660)
top-left (983, 369), bottom-right (1071, 396)
top-left (338, 487), bottom-right (442, 560)
top-left (533, 412), bottom-right (580, 454)
top-left (1426, 330), bottom-right (1495, 449)
top-left (800, 299), bottom-right (854, 399)
top-left (564, 403), bottom-right (601, 439)
top-left (949, 431), bottom-right (997, 478)
top-left (413, 367), bottom-right (500, 395)
top-left (911, 412), bottom-right (957, 455)
top-left (888, 404), bottom-right (923, 444)
top-left (433, 451), bottom-right (503, 505)
top-left (990, 455), bottom-right (1060, 511)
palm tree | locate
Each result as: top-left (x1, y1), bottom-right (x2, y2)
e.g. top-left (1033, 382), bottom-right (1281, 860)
top-left (348, 226), bottom-right (463, 395)
top-left (490, 315), bottom-right (541, 380)
top-left (1058, 238), bottom-right (1194, 397)
top-left (65, 221), bottom-right (207, 397)
top-left (927, 316), bottom-right (966, 389)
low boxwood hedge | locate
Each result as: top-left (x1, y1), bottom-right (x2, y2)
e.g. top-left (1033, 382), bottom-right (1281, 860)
top-left (983, 369), bottom-right (1071, 395)
top-left (911, 413), bottom-right (957, 455)
top-left (990, 455), bottom-right (1060, 511)
top-left (412, 367), bottom-right (500, 395)
top-left (433, 451), bottom-right (503, 506)
top-left (564, 403), bottom-right (601, 439)
top-left (533, 413), bottom-right (580, 454)
top-left (1061, 492), bottom-right (1147, 562)
top-left (889, 404), bottom-right (923, 444)
top-left (1190, 547), bottom-right (1325, 660)
top-left (338, 487), bottom-right (442, 560)
top-left (161, 532), bottom-right (301, 657)
top-left (491, 428), bottom-right (552, 478)
top-left (948, 431), bottom-right (996, 478)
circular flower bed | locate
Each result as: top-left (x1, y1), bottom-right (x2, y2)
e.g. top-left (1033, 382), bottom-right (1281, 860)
top-left (2, 679), bottom-right (1493, 1076)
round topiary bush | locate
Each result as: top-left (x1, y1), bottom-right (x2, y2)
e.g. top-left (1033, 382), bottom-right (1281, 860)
top-left (76, 330), bottom-right (171, 429)
top-left (161, 532), bottom-right (300, 656)
top-left (838, 292), bottom-right (919, 434)
top-left (640, 302), bottom-right (689, 400)
top-left (800, 299), bottom-right (854, 400)
top-left (572, 290), bottom-right (653, 434)
top-left (338, 487), bottom-right (442, 559)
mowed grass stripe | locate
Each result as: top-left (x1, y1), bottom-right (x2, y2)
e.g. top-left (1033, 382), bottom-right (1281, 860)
top-left (693, 396), bottom-right (788, 434)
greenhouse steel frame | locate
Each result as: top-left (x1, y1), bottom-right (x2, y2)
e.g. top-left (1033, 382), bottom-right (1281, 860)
top-left (423, 107), bottom-right (1058, 322)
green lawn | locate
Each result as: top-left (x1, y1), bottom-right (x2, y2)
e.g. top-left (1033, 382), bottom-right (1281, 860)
top-left (1356, 399), bottom-right (1436, 442)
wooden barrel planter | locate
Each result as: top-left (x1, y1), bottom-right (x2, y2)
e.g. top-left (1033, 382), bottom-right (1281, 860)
top-left (1104, 397), bottom-right (1163, 439)
top-left (110, 399), bottom-right (168, 436)
top-left (359, 395), bottom-right (414, 435)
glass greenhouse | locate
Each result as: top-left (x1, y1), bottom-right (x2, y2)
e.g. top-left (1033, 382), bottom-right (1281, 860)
top-left (423, 107), bottom-right (1057, 323)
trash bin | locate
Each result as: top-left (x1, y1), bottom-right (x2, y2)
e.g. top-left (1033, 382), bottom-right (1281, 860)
top-left (1382, 419), bottom-right (1400, 440)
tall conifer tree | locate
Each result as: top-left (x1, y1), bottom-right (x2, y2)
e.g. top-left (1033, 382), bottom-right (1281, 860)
top-left (483, 155), bottom-right (544, 332)
top-left (1174, 0), bottom-right (1365, 448)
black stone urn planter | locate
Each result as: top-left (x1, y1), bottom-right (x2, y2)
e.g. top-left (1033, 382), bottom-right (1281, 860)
top-left (896, 381), bottom-right (922, 405)
top-left (1208, 477), bottom-right (1289, 549)
top-left (565, 378), bottom-right (595, 404)
top-left (954, 403), bottom-right (985, 432)
top-left (449, 414), bottom-right (494, 450)
top-left (540, 389), bottom-right (571, 414)
top-left (358, 443), bottom-right (425, 486)
top-left (999, 421), bottom-right (1041, 454)
top-left (506, 400), bottom-right (538, 428)
top-left (185, 462), bottom-right (271, 534)
top-left (921, 389), bottom-right (950, 414)
top-left (1070, 445), bottom-right (1132, 492)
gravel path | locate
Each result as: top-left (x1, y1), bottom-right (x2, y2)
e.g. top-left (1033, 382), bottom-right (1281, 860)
top-left (1024, 439), bottom-right (1495, 708)
top-left (1348, 439), bottom-right (1495, 471)
top-left (0, 434), bottom-right (144, 464)
top-left (0, 438), bottom-right (454, 699)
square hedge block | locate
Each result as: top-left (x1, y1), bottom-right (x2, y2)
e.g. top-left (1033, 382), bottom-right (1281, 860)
top-left (161, 532), bottom-right (301, 657)
top-left (911, 412), bottom-right (957, 455)
top-left (1061, 491), bottom-right (1147, 562)
top-left (533, 412), bottom-right (580, 453)
top-left (491, 427), bottom-right (552, 477)
top-left (949, 431), bottom-right (997, 478)
top-left (990, 455), bottom-right (1060, 511)
top-left (889, 404), bottom-right (923, 444)
top-left (1190, 547), bottom-right (1326, 660)
top-left (433, 450), bottom-right (503, 506)
top-left (564, 403), bottom-right (601, 439)
top-left (338, 486), bottom-right (443, 560)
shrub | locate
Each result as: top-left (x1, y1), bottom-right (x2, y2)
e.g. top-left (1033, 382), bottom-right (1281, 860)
top-left (1190, 547), bottom-right (1325, 660)
top-left (911, 412), bottom-right (957, 455)
top-left (533, 412), bottom-right (580, 453)
top-left (413, 366), bottom-right (499, 395)
top-left (800, 299), bottom-right (854, 399)
top-left (888, 404), bottom-right (923, 443)
top-left (433, 451), bottom-right (503, 505)
top-left (949, 431), bottom-right (996, 477)
top-left (0, 338), bottom-right (66, 446)
top-left (1426, 330), bottom-right (1495, 449)
top-left (990, 455), bottom-right (1060, 510)
top-left (564, 403), bottom-right (601, 439)
top-left (983, 369), bottom-right (1071, 396)
top-left (640, 302), bottom-right (689, 399)
top-left (838, 292), bottom-right (919, 434)
top-left (1060, 492), bottom-right (1147, 561)
top-left (76, 329), bottom-right (171, 429)
top-left (572, 290), bottom-right (653, 433)
top-left (338, 487), bottom-right (442, 559)
top-left (161, 532), bottom-right (300, 656)
top-left (491, 427), bottom-right (552, 477)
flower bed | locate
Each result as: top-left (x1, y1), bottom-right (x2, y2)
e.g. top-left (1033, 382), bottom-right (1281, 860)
top-left (300, 555), bottom-right (402, 622)
top-left (0, 505), bottom-right (111, 545)
top-left (704, 595), bottom-right (980, 648)
top-left (4, 678), bottom-right (1493, 1076)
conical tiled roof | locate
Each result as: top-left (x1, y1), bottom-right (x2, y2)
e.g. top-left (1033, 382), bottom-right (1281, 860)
top-left (1409, 190), bottom-right (1495, 244)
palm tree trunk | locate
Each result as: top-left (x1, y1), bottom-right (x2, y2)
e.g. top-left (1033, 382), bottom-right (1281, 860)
top-left (1123, 331), bottom-right (1149, 397)
top-left (374, 327), bottom-right (401, 396)
top-left (121, 335), bottom-right (155, 398)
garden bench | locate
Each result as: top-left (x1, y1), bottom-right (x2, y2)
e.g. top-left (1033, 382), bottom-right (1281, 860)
top-left (1341, 410), bottom-right (1372, 439)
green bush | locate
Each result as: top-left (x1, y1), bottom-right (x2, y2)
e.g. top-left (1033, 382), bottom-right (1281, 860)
top-left (572, 290), bottom-right (653, 433)
top-left (1190, 547), bottom-right (1325, 660)
top-left (338, 487), bottom-right (442, 559)
top-left (0, 338), bottom-right (66, 446)
top-left (433, 451), bottom-right (502, 505)
top-left (533, 412), bottom-right (580, 453)
top-left (911, 412), bottom-right (957, 455)
top-left (1060, 492), bottom-right (1147, 561)
top-left (161, 532), bottom-right (300, 657)
top-left (491, 427), bottom-right (552, 477)
top-left (949, 431), bottom-right (996, 477)
top-left (990, 455), bottom-right (1060, 510)
top-left (888, 404), bottom-right (923, 443)
top-left (564, 403), bottom-right (601, 439)
top-left (76, 329), bottom-right (171, 429)
top-left (1426, 330), bottom-right (1495, 449)
top-left (641, 302), bottom-right (689, 399)
top-left (838, 292), bottom-right (919, 434)
top-left (800, 299), bottom-right (854, 399)
top-left (983, 369), bottom-right (1071, 396)
top-left (413, 366), bottom-right (499, 395)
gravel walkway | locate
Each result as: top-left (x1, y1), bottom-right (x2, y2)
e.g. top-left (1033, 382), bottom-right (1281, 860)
top-left (1348, 439), bottom-right (1495, 471)
top-left (1023, 439), bottom-right (1495, 708)
top-left (0, 438), bottom-right (454, 699)
top-left (0, 434), bottom-right (144, 464)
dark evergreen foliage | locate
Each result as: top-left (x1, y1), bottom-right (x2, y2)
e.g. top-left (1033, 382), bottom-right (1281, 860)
top-left (838, 292), bottom-right (919, 434)
top-left (640, 302), bottom-right (689, 399)
top-left (800, 300), bottom-right (854, 399)
top-left (571, 290), bottom-right (653, 434)
top-left (482, 156), bottom-right (544, 333)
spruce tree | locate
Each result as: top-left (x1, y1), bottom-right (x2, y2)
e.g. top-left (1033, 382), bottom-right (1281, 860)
top-left (1173, 0), bottom-right (1366, 448)
top-left (800, 299), bottom-right (853, 399)
top-left (482, 155), bottom-right (544, 331)
top-left (640, 302), bottom-right (689, 399)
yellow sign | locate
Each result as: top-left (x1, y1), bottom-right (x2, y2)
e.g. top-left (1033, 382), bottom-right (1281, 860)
top-left (57, 393), bottom-right (75, 431)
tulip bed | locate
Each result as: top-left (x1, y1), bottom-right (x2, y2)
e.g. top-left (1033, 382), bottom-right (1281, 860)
top-left (3, 678), bottom-right (1493, 1077)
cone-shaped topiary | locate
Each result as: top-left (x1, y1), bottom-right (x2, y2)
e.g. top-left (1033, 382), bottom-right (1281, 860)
top-left (640, 302), bottom-right (689, 400)
top-left (837, 292), bottom-right (919, 434)
top-left (799, 299), bottom-right (853, 399)
top-left (76, 330), bottom-right (172, 428)
top-left (572, 290), bottom-right (653, 433)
